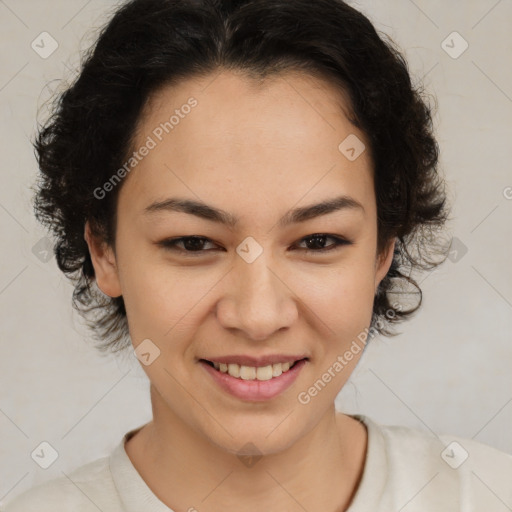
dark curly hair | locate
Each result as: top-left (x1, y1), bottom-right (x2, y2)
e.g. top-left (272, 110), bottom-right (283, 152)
top-left (33, 0), bottom-right (452, 355)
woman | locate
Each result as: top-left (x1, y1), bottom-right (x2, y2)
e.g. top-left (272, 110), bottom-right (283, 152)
top-left (4, 0), bottom-right (511, 510)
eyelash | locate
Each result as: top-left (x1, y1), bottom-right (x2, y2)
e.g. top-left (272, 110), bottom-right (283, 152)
top-left (158, 234), bottom-right (352, 257)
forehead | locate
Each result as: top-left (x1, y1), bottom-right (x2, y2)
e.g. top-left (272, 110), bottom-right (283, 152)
top-left (119, 69), bottom-right (375, 223)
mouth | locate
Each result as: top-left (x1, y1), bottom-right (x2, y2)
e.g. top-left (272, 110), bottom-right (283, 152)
top-left (199, 357), bottom-right (308, 381)
top-left (199, 357), bottom-right (308, 401)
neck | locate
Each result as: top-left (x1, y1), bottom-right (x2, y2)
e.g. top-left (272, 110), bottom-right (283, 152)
top-left (125, 387), bottom-right (367, 512)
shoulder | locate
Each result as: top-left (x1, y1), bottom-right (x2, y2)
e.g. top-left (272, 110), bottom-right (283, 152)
top-left (380, 419), bottom-right (512, 474)
top-left (365, 415), bottom-right (512, 508)
top-left (1, 455), bottom-right (122, 512)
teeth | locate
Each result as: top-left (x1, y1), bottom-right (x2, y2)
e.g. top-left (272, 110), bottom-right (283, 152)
top-left (256, 365), bottom-right (273, 381)
top-left (240, 366), bottom-right (256, 380)
top-left (210, 361), bottom-right (297, 380)
top-left (228, 363), bottom-right (240, 378)
top-left (272, 364), bottom-right (282, 378)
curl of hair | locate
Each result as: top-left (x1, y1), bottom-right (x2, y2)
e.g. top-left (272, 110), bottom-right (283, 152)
top-left (33, 0), bottom-right (452, 355)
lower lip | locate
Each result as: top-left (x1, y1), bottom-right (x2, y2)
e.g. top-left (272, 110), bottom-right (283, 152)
top-left (199, 359), bottom-right (307, 402)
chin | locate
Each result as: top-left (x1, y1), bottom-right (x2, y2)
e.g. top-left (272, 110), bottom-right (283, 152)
top-left (203, 413), bottom-right (306, 457)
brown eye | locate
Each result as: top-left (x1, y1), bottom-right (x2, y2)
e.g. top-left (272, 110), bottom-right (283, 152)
top-left (295, 234), bottom-right (352, 254)
top-left (159, 236), bottom-right (221, 255)
top-left (158, 233), bottom-right (352, 258)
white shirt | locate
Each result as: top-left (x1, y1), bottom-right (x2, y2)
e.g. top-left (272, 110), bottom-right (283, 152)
top-left (2, 414), bottom-right (512, 511)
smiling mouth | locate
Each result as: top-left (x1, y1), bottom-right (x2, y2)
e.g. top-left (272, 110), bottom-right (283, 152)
top-left (200, 358), bottom-right (307, 381)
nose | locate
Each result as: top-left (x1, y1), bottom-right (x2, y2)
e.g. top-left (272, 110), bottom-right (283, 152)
top-left (215, 252), bottom-right (298, 341)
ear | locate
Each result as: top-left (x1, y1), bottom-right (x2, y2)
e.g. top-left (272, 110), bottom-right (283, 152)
top-left (374, 237), bottom-right (396, 294)
top-left (84, 221), bottom-right (122, 298)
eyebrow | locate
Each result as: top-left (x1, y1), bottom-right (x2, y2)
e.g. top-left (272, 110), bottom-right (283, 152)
top-left (144, 194), bottom-right (365, 229)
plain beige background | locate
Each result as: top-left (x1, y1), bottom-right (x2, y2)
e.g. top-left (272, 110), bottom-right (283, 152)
top-left (1, 0), bottom-right (511, 505)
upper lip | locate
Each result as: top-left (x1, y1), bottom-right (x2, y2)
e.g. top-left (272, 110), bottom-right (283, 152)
top-left (200, 354), bottom-right (309, 367)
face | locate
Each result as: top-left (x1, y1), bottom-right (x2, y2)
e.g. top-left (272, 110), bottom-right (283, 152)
top-left (86, 69), bottom-right (395, 455)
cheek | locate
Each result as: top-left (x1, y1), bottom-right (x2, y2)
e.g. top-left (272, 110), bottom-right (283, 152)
top-left (296, 262), bottom-right (376, 329)
top-left (118, 254), bottom-right (219, 342)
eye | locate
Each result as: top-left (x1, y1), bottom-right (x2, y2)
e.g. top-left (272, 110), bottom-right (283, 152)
top-left (158, 236), bottom-right (221, 256)
top-left (158, 234), bottom-right (352, 257)
top-left (294, 234), bottom-right (352, 254)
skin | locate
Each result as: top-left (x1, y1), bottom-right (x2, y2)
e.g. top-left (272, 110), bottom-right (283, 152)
top-left (85, 69), bottom-right (396, 512)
